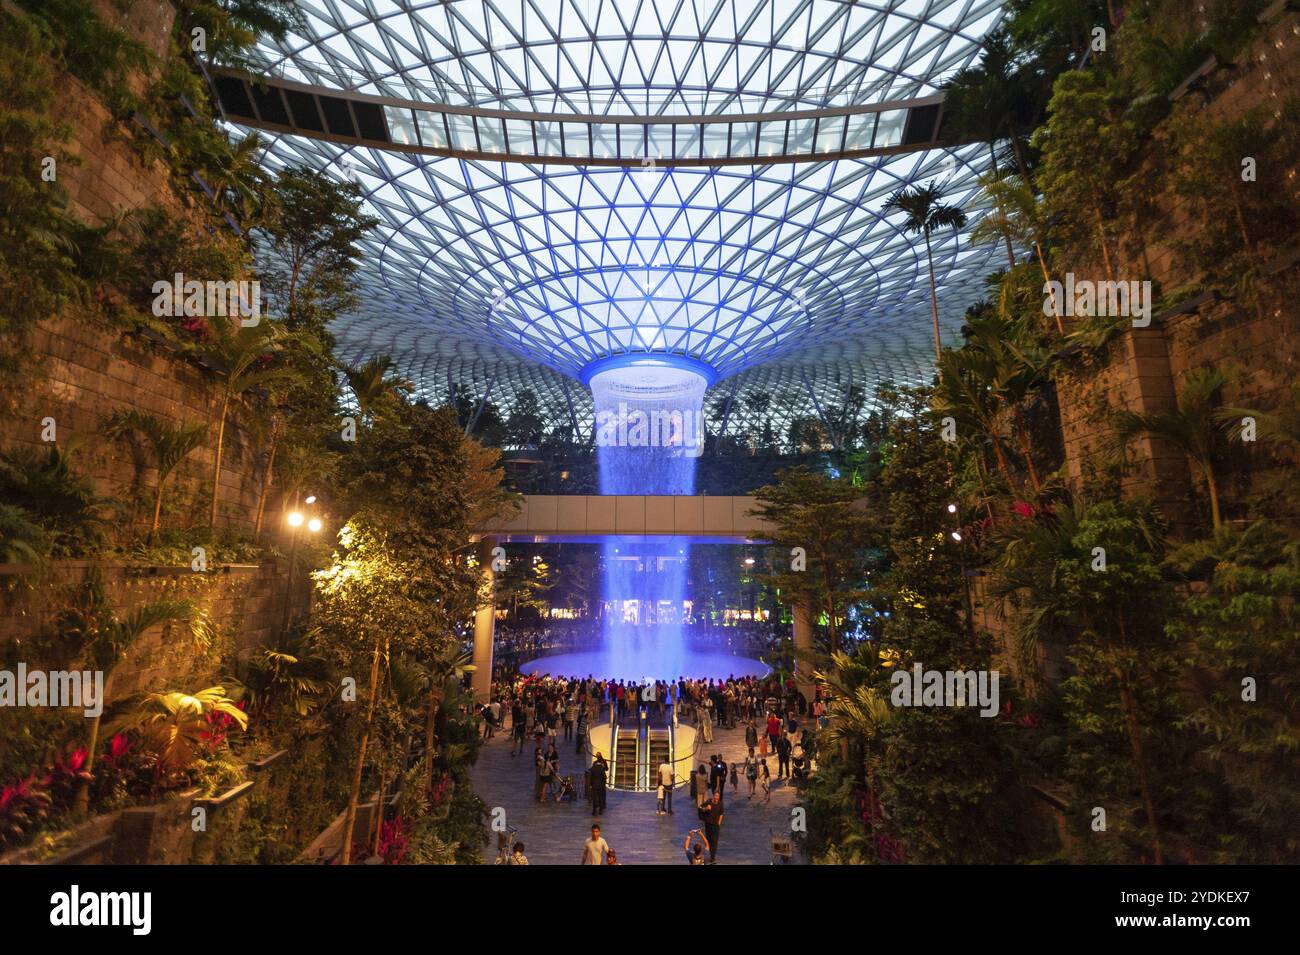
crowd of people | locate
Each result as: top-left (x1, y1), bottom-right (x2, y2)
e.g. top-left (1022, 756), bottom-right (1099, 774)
top-left (482, 657), bottom-right (825, 865)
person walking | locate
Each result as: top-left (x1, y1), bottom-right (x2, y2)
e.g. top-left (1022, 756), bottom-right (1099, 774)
top-left (691, 762), bottom-right (706, 811)
top-left (760, 759), bottom-right (771, 804)
top-left (658, 759), bottom-right (674, 815)
top-left (702, 792), bottom-right (724, 863)
top-left (581, 824), bottom-right (610, 865)
top-left (575, 705), bottom-right (588, 755)
top-left (745, 718), bottom-right (758, 752)
top-left (744, 748), bottom-right (758, 798)
top-left (511, 701), bottom-right (526, 755)
top-left (589, 752), bottom-right (608, 816)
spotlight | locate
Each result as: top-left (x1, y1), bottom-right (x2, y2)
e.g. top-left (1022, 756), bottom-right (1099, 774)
top-left (947, 503), bottom-right (957, 513)
top-left (951, 531), bottom-right (962, 542)
top-left (305, 495), bottom-right (317, 504)
top-left (287, 511), bottom-right (304, 527)
top-left (744, 557), bottom-right (755, 566)
top-left (307, 517), bottom-right (322, 533)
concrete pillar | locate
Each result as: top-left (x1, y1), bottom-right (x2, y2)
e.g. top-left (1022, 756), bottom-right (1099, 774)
top-left (793, 600), bottom-right (815, 704)
top-left (471, 539), bottom-right (497, 703)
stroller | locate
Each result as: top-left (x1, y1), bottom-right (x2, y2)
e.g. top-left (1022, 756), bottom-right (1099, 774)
top-left (554, 775), bottom-right (578, 803)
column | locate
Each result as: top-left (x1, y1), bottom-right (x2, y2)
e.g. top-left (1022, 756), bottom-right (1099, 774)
top-left (471, 538), bottom-right (496, 703)
top-left (793, 599), bottom-right (815, 704)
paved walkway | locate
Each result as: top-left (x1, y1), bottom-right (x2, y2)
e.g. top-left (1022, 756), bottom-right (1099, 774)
top-left (470, 718), bottom-right (804, 865)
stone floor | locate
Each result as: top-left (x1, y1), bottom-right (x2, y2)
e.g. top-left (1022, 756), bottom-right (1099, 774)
top-left (470, 718), bottom-right (804, 865)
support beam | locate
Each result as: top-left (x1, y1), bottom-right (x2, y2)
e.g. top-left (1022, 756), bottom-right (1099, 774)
top-left (793, 599), bottom-right (815, 704)
top-left (471, 539), bottom-right (497, 703)
top-left (801, 371), bottom-right (841, 451)
top-left (466, 368), bottom-right (499, 437)
top-left (715, 377), bottom-right (739, 452)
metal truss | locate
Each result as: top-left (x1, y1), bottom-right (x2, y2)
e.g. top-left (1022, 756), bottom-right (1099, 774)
top-left (240, 0), bottom-right (1011, 438)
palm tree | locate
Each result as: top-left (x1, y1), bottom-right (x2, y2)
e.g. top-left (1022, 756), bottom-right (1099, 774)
top-left (933, 346), bottom-right (1019, 492)
top-left (70, 594), bottom-right (209, 813)
top-left (1114, 367), bottom-right (1232, 532)
top-left (342, 354), bottom-right (412, 424)
top-left (815, 650), bottom-right (896, 837)
top-left (969, 174), bottom-right (1063, 332)
top-left (197, 318), bottom-right (299, 531)
top-left (882, 182), bottom-right (968, 366)
top-left (418, 648), bottom-right (475, 798)
top-left (941, 28), bottom-right (1042, 186)
top-left (104, 410), bottom-right (207, 541)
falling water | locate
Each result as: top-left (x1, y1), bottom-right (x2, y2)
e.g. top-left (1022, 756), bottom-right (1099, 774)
top-left (590, 361), bottom-right (704, 681)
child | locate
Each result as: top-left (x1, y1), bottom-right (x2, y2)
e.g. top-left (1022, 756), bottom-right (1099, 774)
top-left (656, 783), bottom-right (666, 815)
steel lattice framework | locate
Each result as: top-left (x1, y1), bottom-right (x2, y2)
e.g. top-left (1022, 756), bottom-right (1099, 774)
top-left (236, 0), bottom-right (1011, 444)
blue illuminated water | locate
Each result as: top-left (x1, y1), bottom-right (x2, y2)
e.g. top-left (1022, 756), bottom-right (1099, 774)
top-left (588, 363), bottom-right (709, 681)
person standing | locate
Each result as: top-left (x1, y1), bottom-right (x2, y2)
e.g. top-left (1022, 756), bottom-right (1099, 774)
top-left (544, 742), bottom-right (561, 800)
top-left (744, 748), bottom-right (759, 799)
top-left (684, 829), bottom-right (709, 865)
top-left (712, 754), bottom-right (728, 795)
top-left (563, 698), bottom-right (576, 740)
top-left (776, 732), bottom-right (792, 779)
top-left (589, 752), bottom-right (608, 816)
top-left (658, 759), bottom-right (674, 815)
top-left (745, 718), bottom-right (758, 752)
top-left (512, 701), bottom-right (527, 755)
top-left (575, 705), bottom-right (588, 755)
top-left (760, 759), bottom-right (771, 804)
top-left (581, 824), bottom-right (610, 865)
top-left (702, 792), bottom-right (724, 863)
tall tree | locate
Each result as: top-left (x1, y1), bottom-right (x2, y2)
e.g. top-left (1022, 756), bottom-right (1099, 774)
top-left (882, 182), bottom-right (968, 366)
top-left (104, 411), bottom-right (207, 541)
top-left (1114, 367), bottom-right (1232, 532)
top-left (751, 467), bottom-right (879, 655)
top-left (196, 317), bottom-right (298, 530)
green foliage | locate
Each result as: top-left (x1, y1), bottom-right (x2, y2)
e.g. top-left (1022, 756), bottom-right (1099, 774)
top-left (0, 444), bottom-right (104, 557)
top-left (750, 466), bottom-right (881, 652)
top-left (0, 12), bottom-right (82, 391)
top-left (110, 686), bottom-right (247, 778)
top-left (15, 0), bottom-right (151, 113)
top-left (1166, 523), bottom-right (1300, 862)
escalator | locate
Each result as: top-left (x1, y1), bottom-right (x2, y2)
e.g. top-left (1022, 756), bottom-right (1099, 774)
top-left (613, 728), bottom-right (639, 789)
top-left (647, 730), bottom-right (671, 790)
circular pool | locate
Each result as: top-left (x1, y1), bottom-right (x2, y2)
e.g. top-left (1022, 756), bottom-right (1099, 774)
top-left (518, 648), bottom-right (770, 682)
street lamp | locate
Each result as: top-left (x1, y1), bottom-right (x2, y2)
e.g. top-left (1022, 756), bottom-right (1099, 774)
top-left (282, 506), bottom-right (323, 634)
top-left (946, 503), bottom-right (975, 639)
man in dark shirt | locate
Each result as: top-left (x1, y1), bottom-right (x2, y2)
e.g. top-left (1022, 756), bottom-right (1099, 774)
top-left (776, 733), bottom-right (792, 778)
top-left (709, 754), bottom-right (726, 795)
top-left (703, 792), bottom-right (724, 863)
top-left (589, 753), bottom-right (608, 816)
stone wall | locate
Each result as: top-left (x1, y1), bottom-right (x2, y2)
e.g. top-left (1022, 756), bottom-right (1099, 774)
top-left (3, 0), bottom-right (273, 536)
top-left (1053, 7), bottom-right (1300, 531)
top-left (9, 313), bottom-right (271, 537)
top-left (0, 560), bottom-right (310, 700)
